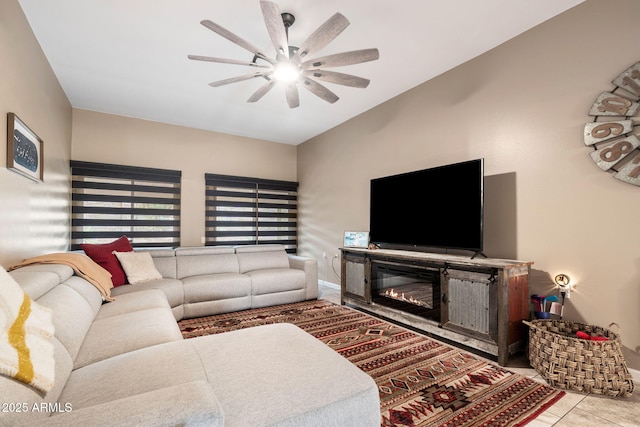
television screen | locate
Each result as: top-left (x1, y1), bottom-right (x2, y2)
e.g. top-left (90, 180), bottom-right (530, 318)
top-left (369, 159), bottom-right (484, 252)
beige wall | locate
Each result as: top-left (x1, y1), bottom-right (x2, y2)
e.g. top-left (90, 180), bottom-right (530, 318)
top-left (298, 0), bottom-right (640, 369)
top-left (71, 109), bottom-right (298, 247)
top-left (0, 0), bottom-right (72, 266)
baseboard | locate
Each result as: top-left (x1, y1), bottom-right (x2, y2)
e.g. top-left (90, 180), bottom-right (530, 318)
top-left (318, 280), bottom-right (340, 290)
top-left (630, 367), bottom-right (640, 383)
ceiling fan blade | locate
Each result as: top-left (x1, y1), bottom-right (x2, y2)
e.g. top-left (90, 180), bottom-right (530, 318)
top-left (248, 79), bottom-right (277, 103)
top-left (301, 78), bottom-right (339, 104)
top-left (285, 83), bottom-right (300, 108)
top-left (209, 72), bottom-right (272, 87)
top-left (200, 20), bottom-right (275, 65)
top-left (188, 55), bottom-right (271, 68)
top-left (303, 48), bottom-right (379, 70)
top-left (260, 1), bottom-right (289, 60)
top-left (292, 13), bottom-right (350, 63)
top-left (302, 70), bottom-right (370, 88)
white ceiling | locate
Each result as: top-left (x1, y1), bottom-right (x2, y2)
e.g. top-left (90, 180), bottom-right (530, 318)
top-left (18, 0), bottom-right (584, 145)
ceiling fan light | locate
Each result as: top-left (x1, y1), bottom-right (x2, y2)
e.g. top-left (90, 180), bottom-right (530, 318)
top-left (274, 62), bottom-right (300, 82)
top-left (191, 2), bottom-right (379, 107)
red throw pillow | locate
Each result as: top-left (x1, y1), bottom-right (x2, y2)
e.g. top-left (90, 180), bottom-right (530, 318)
top-left (81, 236), bottom-right (133, 287)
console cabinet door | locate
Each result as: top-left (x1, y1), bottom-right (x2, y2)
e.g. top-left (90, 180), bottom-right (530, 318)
top-left (342, 252), bottom-right (370, 303)
top-left (441, 269), bottom-right (498, 344)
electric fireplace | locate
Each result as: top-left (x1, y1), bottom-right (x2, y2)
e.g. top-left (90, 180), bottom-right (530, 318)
top-left (371, 261), bottom-right (440, 322)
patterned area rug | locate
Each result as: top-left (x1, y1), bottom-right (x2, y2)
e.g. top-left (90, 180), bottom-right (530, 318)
top-left (179, 300), bottom-right (564, 427)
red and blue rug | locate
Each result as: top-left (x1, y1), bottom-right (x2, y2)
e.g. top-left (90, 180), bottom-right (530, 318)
top-left (179, 299), bottom-right (564, 427)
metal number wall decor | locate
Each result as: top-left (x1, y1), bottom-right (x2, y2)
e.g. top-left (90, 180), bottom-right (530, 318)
top-left (584, 61), bottom-right (640, 186)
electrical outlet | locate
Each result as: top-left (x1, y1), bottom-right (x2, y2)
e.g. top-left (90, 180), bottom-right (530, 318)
top-left (323, 252), bottom-right (326, 258)
top-left (560, 288), bottom-right (571, 301)
top-left (200, 236), bottom-right (206, 244)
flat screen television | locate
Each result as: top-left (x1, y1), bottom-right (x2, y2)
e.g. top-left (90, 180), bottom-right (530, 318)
top-left (369, 159), bottom-right (484, 253)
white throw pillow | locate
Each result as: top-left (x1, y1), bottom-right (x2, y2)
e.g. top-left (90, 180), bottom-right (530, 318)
top-left (0, 267), bottom-right (55, 394)
top-left (113, 251), bottom-right (163, 284)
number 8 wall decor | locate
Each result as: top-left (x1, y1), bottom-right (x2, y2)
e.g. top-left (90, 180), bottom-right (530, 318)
top-left (584, 61), bottom-right (640, 186)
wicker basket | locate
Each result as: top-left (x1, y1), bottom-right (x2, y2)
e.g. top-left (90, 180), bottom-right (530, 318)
top-left (523, 319), bottom-right (634, 397)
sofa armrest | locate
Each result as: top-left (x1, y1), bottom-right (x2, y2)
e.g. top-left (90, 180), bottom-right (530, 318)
top-left (288, 255), bottom-right (318, 300)
top-left (38, 381), bottom-right (223, 427)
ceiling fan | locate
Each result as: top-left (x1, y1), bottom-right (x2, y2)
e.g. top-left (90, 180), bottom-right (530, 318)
top-left (188, 0), bottom-right (379, 108)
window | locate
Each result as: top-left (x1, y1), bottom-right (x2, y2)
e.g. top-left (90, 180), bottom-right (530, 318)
top-left (205, 174), bottom-right (298, 253)
top-left (71, 161), bottom-right (181, 250)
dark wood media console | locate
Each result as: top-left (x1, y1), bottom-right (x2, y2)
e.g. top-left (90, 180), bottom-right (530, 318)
top-left (340, 248), bottom-right (532, 366)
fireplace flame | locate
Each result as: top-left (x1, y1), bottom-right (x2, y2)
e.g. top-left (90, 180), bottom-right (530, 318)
top-left (383, 288), bottom-right (430, 308)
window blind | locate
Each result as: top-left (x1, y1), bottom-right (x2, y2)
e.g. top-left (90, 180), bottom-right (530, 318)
top-left (71, 160), bottom-right (181, 250)
top-left (204, 174), bottom-right (298, 253)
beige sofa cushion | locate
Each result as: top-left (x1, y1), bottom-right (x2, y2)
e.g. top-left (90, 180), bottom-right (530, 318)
top-left (110, 278), bottom-right (184, 309)
top-left (35, 283), bottom-right (97, 363)
top-left (247, 268), bottom-right (306, 295)
top-left (73, 307), bottom-right (183, 369)
top-left (142, 249), bottom-right (177, 279)
top-left (95, 289), bottom-right (170, 320)
top-left (59, 340), bottom-right (207, 409)
top-left (182, 273), bottom-right (251, 303)
top-left (43, 381), bottom-right (224, 427)
top-left (235, 245), bottom-right (290, 273)
top-left (183, 298), bottom-right (252, 319)
top-left (251, 290), bottom-right (306, 309)
top-left (8, 264), bottom-right (73, 300)
top-left (176, 246), bottom-right (239, 278)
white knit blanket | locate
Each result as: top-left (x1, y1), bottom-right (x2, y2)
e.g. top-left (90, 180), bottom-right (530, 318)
top-left (0, 267), bottom-right (55, 394)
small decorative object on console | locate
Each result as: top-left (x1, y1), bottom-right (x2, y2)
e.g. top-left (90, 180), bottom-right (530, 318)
top-left (343, 231), bottom-right (369, 248)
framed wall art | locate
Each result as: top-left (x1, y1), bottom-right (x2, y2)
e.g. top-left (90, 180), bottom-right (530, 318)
top-left (7, 112), bottom-right (43, 182)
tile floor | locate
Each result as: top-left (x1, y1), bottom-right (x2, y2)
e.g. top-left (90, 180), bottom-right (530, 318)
top-left (317, 283), bottom-right (640, 426)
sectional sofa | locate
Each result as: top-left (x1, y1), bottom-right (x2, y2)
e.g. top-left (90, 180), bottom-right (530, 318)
top-left (1, 244), bottom-right (380, 426)
top-left (112, 244), bottom-right (321, 320)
